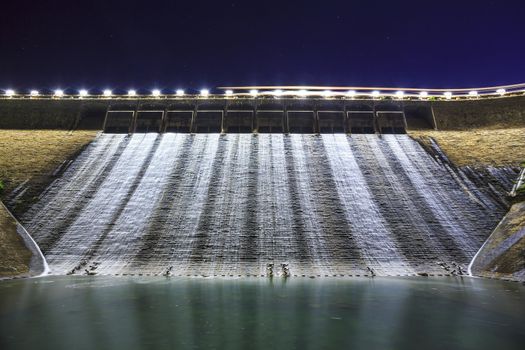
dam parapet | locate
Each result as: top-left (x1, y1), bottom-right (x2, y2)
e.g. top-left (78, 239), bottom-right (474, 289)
top-left (1, 93), bottom-right (525, 132)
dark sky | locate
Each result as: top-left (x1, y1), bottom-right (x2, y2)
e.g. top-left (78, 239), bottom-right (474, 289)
top-left (1, 0), bottom-right (524, 92)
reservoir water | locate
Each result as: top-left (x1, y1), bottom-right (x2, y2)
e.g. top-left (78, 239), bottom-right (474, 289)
top-left (1, 276), bottom-right (524, 350)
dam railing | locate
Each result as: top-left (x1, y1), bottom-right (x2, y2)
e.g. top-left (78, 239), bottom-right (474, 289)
top-left (2, 83), bottom-right (525, 132)
top-left (2, 82), bottom-right (525, 100)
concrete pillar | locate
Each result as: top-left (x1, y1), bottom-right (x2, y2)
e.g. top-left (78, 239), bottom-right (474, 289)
top-left (284, 101), bottom-right (289, 134)
top-left (190, 101), bottom-right (197, 134)
top-left (314, 105), bottom-right (320, 134)
top-left (373, 102), bottom-right (379, 134)
top-left (343, 102), bottom-right (348, 134)
top-left (402, 111), bottom-right (408, 132)
top-left (222, 102), bottom-right (228, 134)
top-left (252, 100), bottom-right (257, 133)
top-left (102, 107), bottom-right (110, 132)
top-left (430, 103), bottom-right (439, 130)
top-left (160, 107), bottom-right (168, 133)
top-left (129, 103), bottom-right (139, 134)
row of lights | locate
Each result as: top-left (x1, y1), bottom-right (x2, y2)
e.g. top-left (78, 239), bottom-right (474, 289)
top-left (2, 88), bottom-right (195, 97)
top-left (2, 88), bottom-right (509, 99)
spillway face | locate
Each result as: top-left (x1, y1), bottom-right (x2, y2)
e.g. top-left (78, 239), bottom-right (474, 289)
top-left (23, 133), bottom-right (511, 277)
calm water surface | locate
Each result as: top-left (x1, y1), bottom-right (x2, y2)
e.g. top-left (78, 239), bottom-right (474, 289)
top-left (1, 276), bottom-right (524, 350)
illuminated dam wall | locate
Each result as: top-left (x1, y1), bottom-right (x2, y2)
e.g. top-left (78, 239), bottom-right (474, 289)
top-left (1, 96), bottom-right (522, 277)
top-left (1, 95), bottom-right (525, 132)
top-left (21, 133), bottom-right (514, 277)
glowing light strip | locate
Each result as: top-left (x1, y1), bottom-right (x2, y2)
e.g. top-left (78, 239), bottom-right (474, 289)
top-left (217, 82), bottom-right (525, 92)
top-left (2, 82), bottom-right (525, 99)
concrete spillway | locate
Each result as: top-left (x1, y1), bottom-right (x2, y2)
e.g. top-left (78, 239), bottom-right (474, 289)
top-left (23, 133), bottom-right (508, 277)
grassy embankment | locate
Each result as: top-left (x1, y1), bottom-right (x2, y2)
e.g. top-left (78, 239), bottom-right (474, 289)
top-left (0, 204), bottom-right (32, 276)
top-left (0, 130), bottom-right (97, 205)
top-left (0, 130), bottom-right (97, 277)
top-left (410, 128), bottom-right (525, 167)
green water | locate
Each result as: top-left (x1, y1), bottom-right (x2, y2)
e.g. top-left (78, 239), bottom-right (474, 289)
top-left (0, 276), bottom-right (524, 349)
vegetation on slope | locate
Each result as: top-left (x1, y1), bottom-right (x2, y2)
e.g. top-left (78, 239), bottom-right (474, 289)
top-left (0, 130), bottom-right (97, 214)
top-left (410, 128), bottom-right (525, 167)
top-left (0, 203), bottom-right (32, 277)
top-left (0, 130), bottom-right (97, 277)
top-left (470, 201), bottom-right (525, 282)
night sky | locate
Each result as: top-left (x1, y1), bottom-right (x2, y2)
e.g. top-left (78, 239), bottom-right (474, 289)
top-left (1, 0), bottom-right (524, 92)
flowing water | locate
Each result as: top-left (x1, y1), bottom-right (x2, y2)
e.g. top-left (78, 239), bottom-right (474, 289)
top-left (1, 276), bottom-right (524, 350)
top-left (23, 133), bottom-right (511, 277)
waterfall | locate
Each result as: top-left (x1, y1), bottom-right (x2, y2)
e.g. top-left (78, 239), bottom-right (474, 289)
top-left (23, 133), bottom-right (507, 277)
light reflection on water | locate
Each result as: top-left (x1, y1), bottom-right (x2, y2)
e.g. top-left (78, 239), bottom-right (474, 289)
top-left (1, 276), bottom-right (524, 350)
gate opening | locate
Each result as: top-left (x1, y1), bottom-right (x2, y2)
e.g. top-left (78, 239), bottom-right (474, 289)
top-left (318, 111), bottom-right (345, 133)
top-left (377, 112), bottom-right (407, 134)
top-left (256, 111), bottom-right (284, 133)
top-left (224, 111), bottom-right (254, 133)
top-left (104, 111), bottom-right (134, 133)
top-left (193, 111), bottom-right (223, 133)
top-left (164, 111), bottom-right (193, 133)
top-left (347, 111), bottom-right (375, 134)
top-left (135, 111), bottom-right (163, 133)
top-left (288, 111), bottom-right (315, 133)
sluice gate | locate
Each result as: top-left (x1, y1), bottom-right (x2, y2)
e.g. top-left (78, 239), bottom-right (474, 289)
top-left (102, 99), bottom-right (430, 134)
top-left (104, 108), bottom-right (407, 134)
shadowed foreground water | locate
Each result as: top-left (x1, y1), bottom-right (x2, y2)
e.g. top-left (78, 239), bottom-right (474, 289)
top-left (1, 277), bottom-right (524, 349)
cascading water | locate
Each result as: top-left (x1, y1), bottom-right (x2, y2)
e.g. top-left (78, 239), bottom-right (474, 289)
top-left (23, 133), bottom-right (511, 277)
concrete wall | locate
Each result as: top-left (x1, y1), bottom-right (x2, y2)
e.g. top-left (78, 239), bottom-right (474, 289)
top-left (431, 96), bottom-right (525, 130)
top-left (0, 99), bottom-right (106, 130)
top-left (1, 95), bottom-right (524, 131)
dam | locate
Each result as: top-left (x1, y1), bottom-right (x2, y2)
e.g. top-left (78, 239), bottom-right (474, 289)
top-left (1, 87), bottom-right (523, 279)
top-left (1, 87), bottom-right (524, 350)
